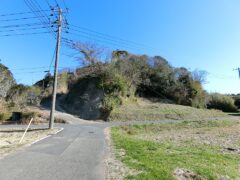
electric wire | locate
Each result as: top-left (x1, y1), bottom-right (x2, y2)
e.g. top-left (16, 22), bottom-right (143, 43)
top-left (31, 0), bottom-right (52, 22)
top-left (0, 26), bottom-right (55, 33)
top-left (48, 45), bottom-right (57, 73)
top-left (31, 0), bottom-right (57, 36)
top-left (62, 32), bottom-right (142, 51)
top-left (0, 16), bottom-right (45, 22)
top-left (69, 24), bottom-right (161, 51)
top-left (0, 31), bottom-right (49, 37)
top-left (13, 71), bottom-right (49, 75)
top-left (54, 0), bottom-right (60, 7)
top-left (10, 65), bottom-right (77, 72)
top-left (0, 23), bottom-right (43, 29)
top-left (67, 28), bottom-right (143, 50)
top-left (24, 0), bottom-right (53, 29)
top-left (24, 0), bottom-right (56, 37)
top-left (62, 0), bottom-right (67, 10)
top-left (11, 66), bottom-right (51, 71)
top-left (0, 10), bottom-right (51, 17)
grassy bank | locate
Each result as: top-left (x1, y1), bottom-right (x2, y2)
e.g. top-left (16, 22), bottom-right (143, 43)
top-left (109, 99), bottom-right (227, 121)
top-left (111, 120), bottom-right (240, 179)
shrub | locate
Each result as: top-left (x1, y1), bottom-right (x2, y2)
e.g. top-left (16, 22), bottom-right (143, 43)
top-left (97, 65), bottom-right (127, 114)
top-left (190, 81), bottom-right (206, 108)
top-left (207, 94), bottom-right (238, 112)
top-left (234, 96), bottom-right (240, 109)
top-left (19, 111), bottom-right (38, 124)
top-left (21, 111), bottom-right (37, 120)
top-left (0, 112), bottom-right (12, 122)
top-left (6, 84), bottom-right (41, 106)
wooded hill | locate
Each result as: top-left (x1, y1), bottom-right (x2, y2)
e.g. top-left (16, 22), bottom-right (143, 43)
top-left (0, 43), bottom-right (238, 121)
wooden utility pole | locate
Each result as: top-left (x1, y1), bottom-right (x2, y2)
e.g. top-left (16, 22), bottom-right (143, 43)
top-left (49, 8), bottom-right (62, 129)
top-left (233, 68), bottom-right (240, 79)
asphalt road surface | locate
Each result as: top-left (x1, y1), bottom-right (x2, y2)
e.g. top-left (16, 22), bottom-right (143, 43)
top-left (0, 111), bottom-right (178, 180)
top-left (0, 120), bottom-right (109, 180)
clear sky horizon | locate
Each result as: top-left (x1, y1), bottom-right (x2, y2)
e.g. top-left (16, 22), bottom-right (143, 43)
top-left (0, 0), bottom-right (239, 94)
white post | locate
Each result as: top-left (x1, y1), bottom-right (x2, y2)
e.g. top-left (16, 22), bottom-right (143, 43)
top-left (19, 118), bottom-right (34, 144)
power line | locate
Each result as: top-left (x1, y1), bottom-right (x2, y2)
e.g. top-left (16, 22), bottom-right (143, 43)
top-left (0, 16), bottom-right (45, 22)
top-left (24, 0), bottom-right (52, 28)
top-left (0, 23), bottom-right (52, 29)
top-left (31, 0), bottom-right (57, 36)
top-left (31, 0), bottom-right (52, 22)
top-left (10, 65), bottom-right (77, 71)
top-left (13, 70), bottom-right (49, 75)
top-left (62, 0), bottom-right (68, 9)
top-left (48, 45), bottom-right (57, 72)
top-left (54, 0), bottom-right (60, 7)
top-left (0, 26), bottom-right (54, 33)
top-left (63, 32), bottom-right (142, 51)
top-left (10, 66), bottom-right (51, 71)
top-left (24, 0), bottom-right (56, 37)
top-left (68, 28), bottom-right (143, 48)
top-left (68, 24), bottom-right (162, 52)
top-left (0, 31), bottom-right (49, 37)
top-left (0, 10), bottom-right (51, 17)
top-left (0, 23), bottom-right (43, 29)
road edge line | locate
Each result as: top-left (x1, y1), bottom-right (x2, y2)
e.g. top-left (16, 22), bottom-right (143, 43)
top-left (28, 127), bottom-right (64, 146)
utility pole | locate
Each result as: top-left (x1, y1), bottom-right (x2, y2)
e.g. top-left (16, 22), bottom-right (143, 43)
top-left (233, 68), bottom-right (240, 79)
top-left (49, 8), bottom-right (62, 129)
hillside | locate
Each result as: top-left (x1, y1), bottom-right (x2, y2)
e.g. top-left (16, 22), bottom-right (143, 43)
top-left (0, 48), bottom-right (238, 122)
top-left (109, 98), bottom-right (227, 121)
top-left (0, 64), bottom-right (15, 98)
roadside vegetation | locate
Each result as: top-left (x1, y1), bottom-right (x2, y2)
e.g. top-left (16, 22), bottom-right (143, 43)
top-left (0, 100), bottom-right (48, 125)
top-left (111, 120), bottom-right (240, 179)
top-left (207, 93), bottom-right (238, 112)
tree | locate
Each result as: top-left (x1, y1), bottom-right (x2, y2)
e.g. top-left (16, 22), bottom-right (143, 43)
top-left (192, 70), bottom-right (208, 84)
top-left (68, 41), bottom-right (106, 65)
top-left (174, 67), bottom-right (194, 105)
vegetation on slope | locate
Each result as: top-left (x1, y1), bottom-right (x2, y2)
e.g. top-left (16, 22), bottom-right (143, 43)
top-left (1, 42), bottom-right (239, 121)
top-left (109, 98), bottom-right (226, 121)
top-left (65, 43), bottom-right (237, 119)
top-left (207, 93), bottom-right (238, 112)
top-left (0, 64), bottom-right (15, 98)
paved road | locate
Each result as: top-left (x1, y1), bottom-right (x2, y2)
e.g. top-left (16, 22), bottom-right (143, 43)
top-left (0, 110), bottom-right (180, 180)
top-left (0, 121), bottom-right (109, 180)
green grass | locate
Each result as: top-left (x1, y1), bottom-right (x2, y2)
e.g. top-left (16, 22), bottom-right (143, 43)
top-left (111, 121), bottom-right (240, 179)
top-left (126, 119), bottom-right (239, 133)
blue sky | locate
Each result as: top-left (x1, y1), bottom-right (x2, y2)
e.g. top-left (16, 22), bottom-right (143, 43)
top-left (0, 0), bottom-right (239, 94)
